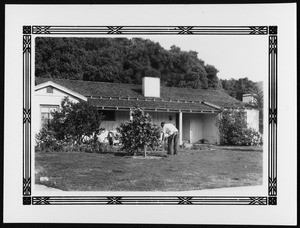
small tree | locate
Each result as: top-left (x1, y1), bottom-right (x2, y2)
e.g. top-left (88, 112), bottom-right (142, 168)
top-left (117, 108), bottom-right (161, 156)
top-left (216, 109), bottom-right (262, 146)
top-left (49, 97), bottom-right (102, 144)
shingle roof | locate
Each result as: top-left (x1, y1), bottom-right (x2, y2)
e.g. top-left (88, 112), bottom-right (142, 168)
top-left (89, 98), bottom-right (219, 113)
top-left (35, 77), bottom-right (243, 111)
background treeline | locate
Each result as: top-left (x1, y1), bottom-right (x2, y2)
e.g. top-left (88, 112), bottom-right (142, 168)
top-left (36, 37), bottom-right (264, 133)
top-left (35, 37), bottom-right (262, 102)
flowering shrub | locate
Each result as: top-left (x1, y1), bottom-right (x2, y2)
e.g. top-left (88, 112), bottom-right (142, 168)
top-left (216, 109), bottom-right (262, 146)
top-left (117, 108), bottom-right (161, 156)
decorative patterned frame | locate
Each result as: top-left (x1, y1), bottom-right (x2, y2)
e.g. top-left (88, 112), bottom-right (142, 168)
top-left (22, 26), bottom-right (277, 205)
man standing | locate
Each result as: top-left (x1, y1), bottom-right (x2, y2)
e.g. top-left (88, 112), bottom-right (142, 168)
top-left (161, 122), bottom-right (179, 155)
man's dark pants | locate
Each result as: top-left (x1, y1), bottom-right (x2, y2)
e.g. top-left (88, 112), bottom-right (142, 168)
top-left (167, 132), bottom-right (179, 155)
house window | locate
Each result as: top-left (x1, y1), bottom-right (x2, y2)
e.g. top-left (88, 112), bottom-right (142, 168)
top-left (46, 86), bottom-right (53, 93)
top-left (40, 105), bottom-right (59, 128)
top-left (99, 110), bottom-right (116, 121)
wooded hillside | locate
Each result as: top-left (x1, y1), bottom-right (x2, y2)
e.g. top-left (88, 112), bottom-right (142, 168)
top-left (35, 37), bottom-right (262, 101)
top-left (35, 37), bottom-right (220, 89)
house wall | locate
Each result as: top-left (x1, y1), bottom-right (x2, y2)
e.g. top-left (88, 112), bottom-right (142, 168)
top-left (101, 111), bottom-right (175, 133)
top-left (245, 109), bottom-right (259, 131)
top-left (34, 85), bottom-right (221, 146)
top-left (101, 111), bottom-right (130, 131)
top-left (202, 114), bottom-right (220, 144)
top-left (182, 113), bottom-right (203, 143)
top-left (33, 86), bottom-right (81, 137)
top-left (181, 113), bottom-right (220, 144)
top-left (148, 111), bottom-right (176, 126)
top-left (182, 113), bottom-right (191, 142)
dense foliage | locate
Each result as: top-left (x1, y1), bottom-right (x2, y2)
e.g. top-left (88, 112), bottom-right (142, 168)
top-left (220, 78), bottom-right (261, 101)
top-left (36, 97), bottom-right (103, 152)
top-left (35, 37), bottom-right (220, 89)
top-left (220, 78), bottom-right (263, 133)
top-left (216, 109), bottom-right (262, 146)
top-left (35, 127), bottom-right (62, 152)
top-left (117, 108), bottom-right (161, 156)
top-left (50, 97), bottom-right (102, 144)
top-left (36, 37), bottom-right (263, 133)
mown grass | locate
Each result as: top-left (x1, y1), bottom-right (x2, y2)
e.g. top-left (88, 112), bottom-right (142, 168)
top-left (35, 146), bottom-right (263, 191)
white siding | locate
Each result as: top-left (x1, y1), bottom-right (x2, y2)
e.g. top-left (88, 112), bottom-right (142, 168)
top-left (99, 111), bottom-right (176, 133)
top-left (34, 85), bottom-right (221, 146)
top-left (101, 111), bottom-right (130, 131)
top-left (147, 111), bottom-right (176, 126)
top-left (33, 86), bottom-right (81, 137)
top-left (202, 114), bottom-right (220, 144)
top-left (181, 113), bottom-right (220, 144)
top-left (190, 114), bottom-right (203, 143)
top-left (245, 109), bottom-right (259, 131)
top-left (182, 113), bottom-right (191, 142)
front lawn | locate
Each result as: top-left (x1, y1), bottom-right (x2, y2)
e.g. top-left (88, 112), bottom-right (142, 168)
top-left (35, 146), bottom-right (263, 191)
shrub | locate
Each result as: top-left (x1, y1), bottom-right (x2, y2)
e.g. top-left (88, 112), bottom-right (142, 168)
top-left (36, 130), bottom-right (111, 153)
top-left (35, 127), bottom-right (63, 152)
top-left (50, 97), bottom-right (102, 144)
top-left (216, 109), bottom-right (262, 146)
top-left (80, 139), bottom-right (109, 153)
top-left (117, 108), bottom-right (161, 156)
top-left (36, 97), bottom-right (103, 152)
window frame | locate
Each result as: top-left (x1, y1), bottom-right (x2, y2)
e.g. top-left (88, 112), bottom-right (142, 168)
top-left (40, 104), bottom-right (59, 128)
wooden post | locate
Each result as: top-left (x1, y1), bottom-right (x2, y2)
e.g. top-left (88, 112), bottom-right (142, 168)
top-left (129, 108), bottom-right (133, 121)
top-left (179, 111), bottom-right (183, 145)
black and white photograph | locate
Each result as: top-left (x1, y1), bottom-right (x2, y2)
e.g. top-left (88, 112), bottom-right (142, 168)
top-left (3, 3), bottom-right (297, 225)
top-left (33, 36), bottom-right (265, 193)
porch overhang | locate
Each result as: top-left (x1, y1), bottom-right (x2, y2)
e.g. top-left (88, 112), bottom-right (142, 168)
top-left (89, 97), bottom-right (221, 114)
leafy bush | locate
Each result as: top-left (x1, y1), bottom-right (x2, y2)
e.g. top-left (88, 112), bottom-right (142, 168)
top-left (36, 129), bottom-right (110, 153)
top-left (117, 108), bottom-right (161, 156)
top-left (36, 97), bottom-right (103, 152)
top-left (35, 127), bottom-right (63, 152)
top-left (216, 109), bottom-right (262, 146)
top-left (50, 97), bottom-right (102, 144)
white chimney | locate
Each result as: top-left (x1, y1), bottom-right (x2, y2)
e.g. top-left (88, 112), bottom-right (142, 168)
top-left (242, 94), bottom-right (256, 103)
top-left (142, 77), bottom-right (160, 97)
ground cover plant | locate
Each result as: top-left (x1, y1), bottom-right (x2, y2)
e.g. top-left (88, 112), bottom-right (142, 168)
top-left (35, 146), bottom-right (263, 191)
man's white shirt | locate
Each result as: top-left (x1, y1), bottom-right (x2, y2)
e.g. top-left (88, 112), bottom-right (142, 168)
top-left (161, 123), bottom-right (178, 139)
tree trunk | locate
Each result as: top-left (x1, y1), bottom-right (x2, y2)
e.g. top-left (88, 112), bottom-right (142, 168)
top-left (144, 146), bottom-right (147, 157)
top-left (134, 149), bottom-right (138, 157)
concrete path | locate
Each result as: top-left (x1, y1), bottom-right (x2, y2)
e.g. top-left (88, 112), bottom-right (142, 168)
top-left (35, 184), bottom-right (63, 192)
top-left (178, 185), bottom-right (265, 195)
top-left (34, 184), bottom-right (263, 194)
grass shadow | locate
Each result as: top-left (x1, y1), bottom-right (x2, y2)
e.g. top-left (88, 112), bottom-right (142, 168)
top-left (113, 152), bottom-right (130, 157)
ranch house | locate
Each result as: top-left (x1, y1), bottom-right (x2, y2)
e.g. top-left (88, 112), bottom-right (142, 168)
top-left (34, 77), bottom-right (259, 145)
